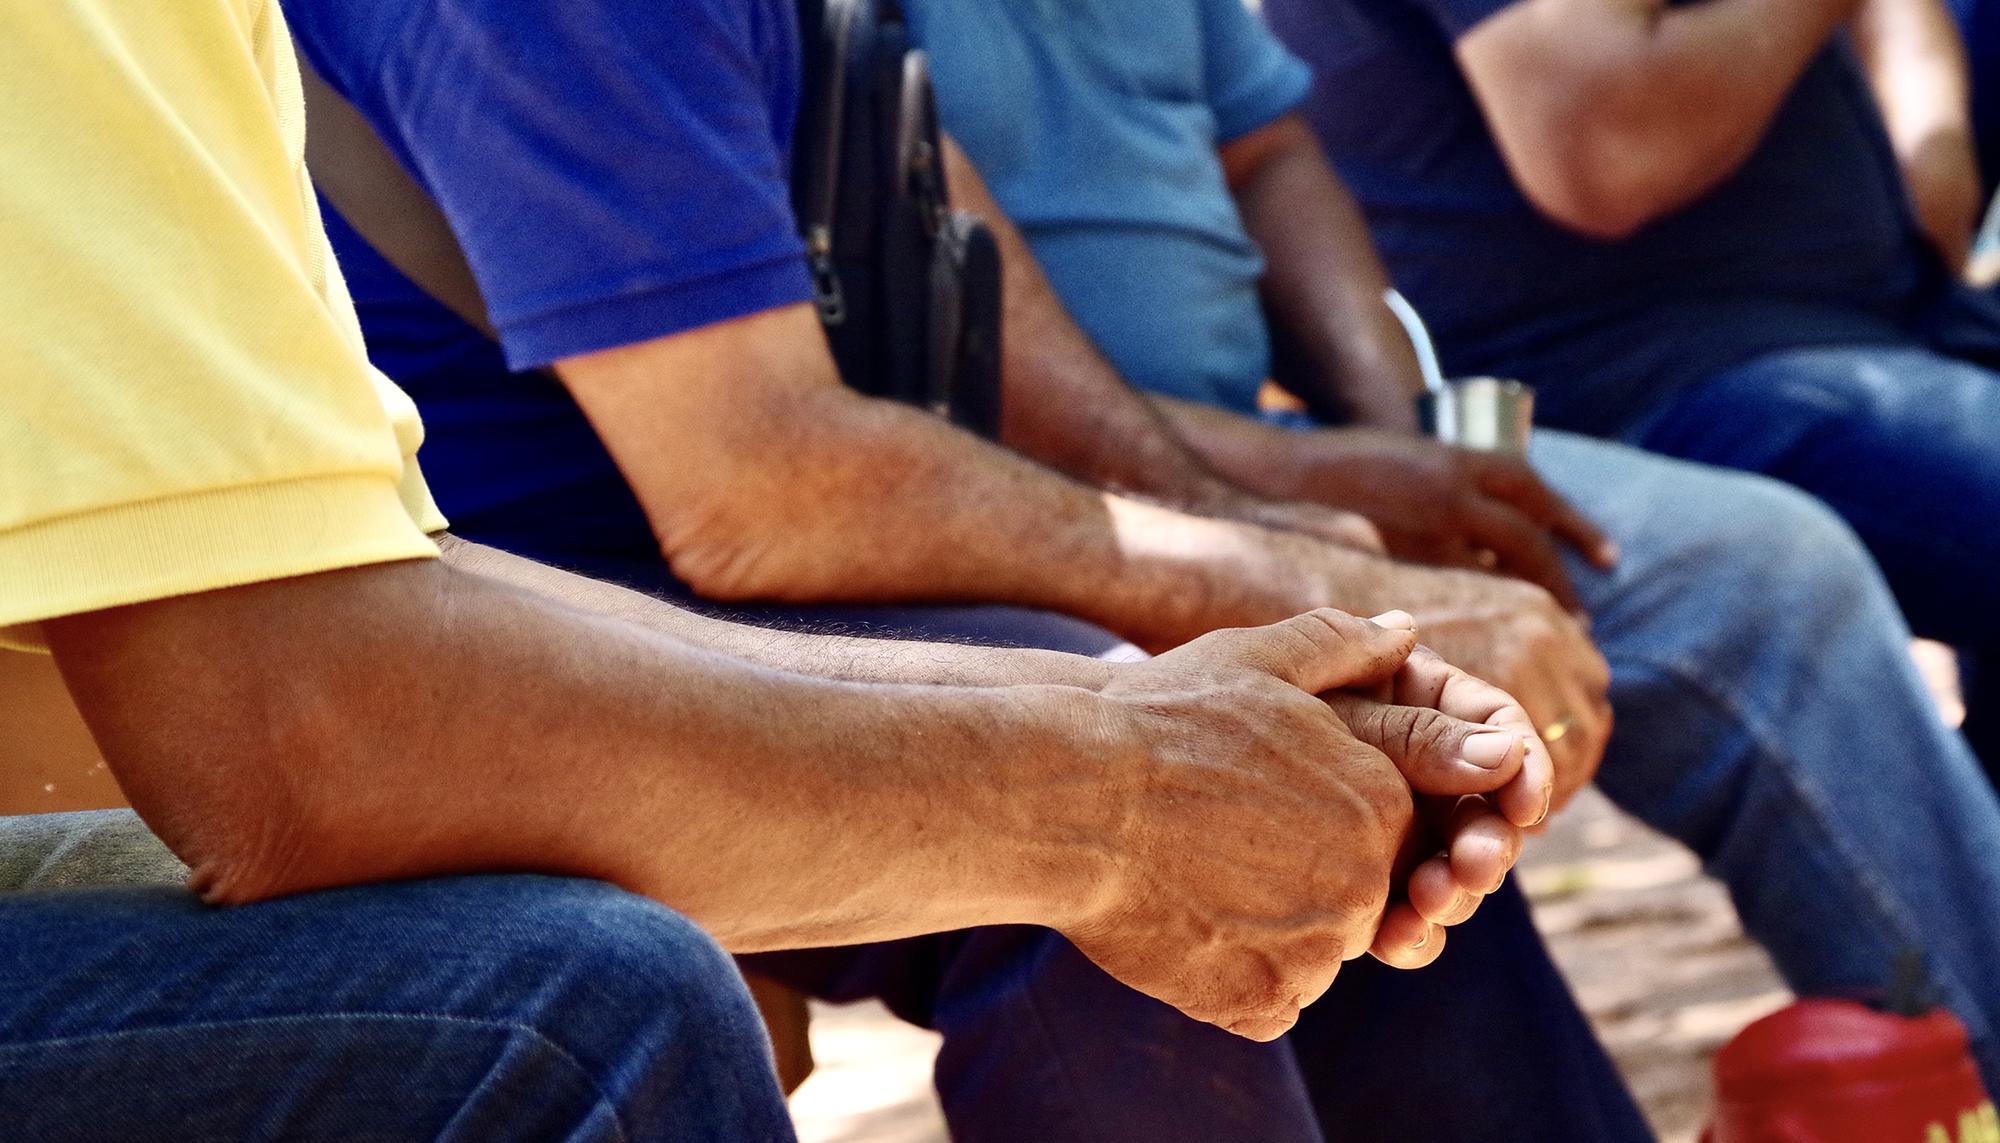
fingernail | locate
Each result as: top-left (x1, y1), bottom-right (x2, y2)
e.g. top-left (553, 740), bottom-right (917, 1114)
top-left (1597, 540), bottom-right (1622, 565)
top-left (1460, 731), bottom-right (1519, 770)
top-left (1369, 610), bottom-right (1417, 631)
top-left (1411, 926), bottom-right (1430, 951)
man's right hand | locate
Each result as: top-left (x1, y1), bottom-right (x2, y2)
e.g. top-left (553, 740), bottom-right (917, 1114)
top-left (1060, 609), bottom-right (1549, 1041)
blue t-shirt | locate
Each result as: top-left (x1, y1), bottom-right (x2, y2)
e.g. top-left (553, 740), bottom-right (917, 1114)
top-left (905, 0), bottom-right (1313, 413)
top-left (1263, 0), bottom-right (1955, 433)
top-left (286, 0), bottom-right (810, 562)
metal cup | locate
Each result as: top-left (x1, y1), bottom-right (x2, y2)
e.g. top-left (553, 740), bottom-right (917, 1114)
top-left (1418, 377), bottom-right (1536, 455)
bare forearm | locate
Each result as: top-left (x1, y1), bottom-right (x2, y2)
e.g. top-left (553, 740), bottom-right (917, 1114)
top-left (438, 534), bottom-right (1117, 689)
top-left (1467, 0), bottom-right (1858, 235)
top-left (564, 307), bottom-right (1337, 650)
top-left (674, 387), bottom-right (1306, 644)
top-left (49, 559), bottom-right (1113, 949)
top-left (1151, 393), bottom-right (1324, 502)
top-left (1854, 0), bottom-right (1971, 144)
top-left (1227, 117), bottom-right (1424, 431)
top-left (943, 140), bottom-right (1249, 509)
top-left (1853, 0), bottom-right (1979, 266)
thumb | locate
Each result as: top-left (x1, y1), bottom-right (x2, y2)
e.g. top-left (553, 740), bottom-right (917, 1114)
top-left (1321, 692), bottom-right (1524, 796)
top-left (1209, 608), bottom-right (1417, 696)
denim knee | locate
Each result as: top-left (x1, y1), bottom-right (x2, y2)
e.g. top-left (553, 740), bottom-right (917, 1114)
top-left (1680, 472), bottom-right (1887, 629)
top-left (393, 876), bottom-right (791, 1139)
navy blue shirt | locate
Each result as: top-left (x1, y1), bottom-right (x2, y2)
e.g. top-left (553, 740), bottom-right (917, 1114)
top-left (287, 0), bottom-right (810, 562)
top-left (1952, 0), bottom-right (2000, 197)
top-left (1263, 0), bottom-right (1979, 433)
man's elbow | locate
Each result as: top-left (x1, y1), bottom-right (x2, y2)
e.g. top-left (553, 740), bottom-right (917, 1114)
top-left (659, 503), bottom-right (831, 605)
top-left (1512, 129), bottom-right (1682, 242)
top-left (1519, 173), bottom-right (1657, 241)
top-left (107, 748), bottom-right (331, 907)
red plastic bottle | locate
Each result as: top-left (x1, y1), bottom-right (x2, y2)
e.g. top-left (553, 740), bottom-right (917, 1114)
top-left (1706, 999), bottom-right (1996, 1143)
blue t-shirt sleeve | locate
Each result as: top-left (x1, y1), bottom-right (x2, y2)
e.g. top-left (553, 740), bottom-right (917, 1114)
top-left (1198, 0), bottom-right (1314, 142)
top-left (294, 0), bottom-right (811, 370)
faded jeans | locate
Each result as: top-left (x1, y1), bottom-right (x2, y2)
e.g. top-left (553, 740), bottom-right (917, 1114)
top-left (1536, 428), bottom-right (2000, 1095)
top-left (1626, 344), bottom-right (2000, 776)
top-left (0, 813), bottom-right (796, 1142)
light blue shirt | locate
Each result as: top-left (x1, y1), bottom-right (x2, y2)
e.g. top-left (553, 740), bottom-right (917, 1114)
top-left (904, 0), bottom-right (1313, 413)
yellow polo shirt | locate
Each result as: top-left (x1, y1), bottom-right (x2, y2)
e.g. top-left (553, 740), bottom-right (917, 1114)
top-left (0, 0), bottom-right (445, 652)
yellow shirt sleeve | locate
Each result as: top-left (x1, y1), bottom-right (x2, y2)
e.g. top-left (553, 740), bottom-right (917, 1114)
top-left (0, 0), bottom-right (446, 652)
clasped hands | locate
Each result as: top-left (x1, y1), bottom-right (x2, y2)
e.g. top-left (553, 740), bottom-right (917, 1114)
top-left (1061, 607), bottom-right (1551, 1042)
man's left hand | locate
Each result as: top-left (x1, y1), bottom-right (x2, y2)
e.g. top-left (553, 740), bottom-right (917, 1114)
top-left (1288, 427), bottom-right (1617, 611)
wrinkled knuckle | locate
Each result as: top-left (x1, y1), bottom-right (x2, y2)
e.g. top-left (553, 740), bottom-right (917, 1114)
top-left (1356, 780), bottom-right (1414, 852)
top-left (1406, 709), bottom-right (1456, 760)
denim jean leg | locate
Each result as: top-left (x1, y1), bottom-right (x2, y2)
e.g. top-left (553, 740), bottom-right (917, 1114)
top-left (1534, 430), bottom-right (2000, 1094)
top-left (0, 864), bottom-right (795, 1142)
top-left (1287, 880), bottom-right (1654, 1142)
top-left (761, 926), bottom-right (1326, 1143)
top-left (1628, 345), bottom-right (2000, 781)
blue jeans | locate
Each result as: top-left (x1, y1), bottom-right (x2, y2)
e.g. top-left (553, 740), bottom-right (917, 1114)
top-left (1532, 428), bottom-right (2000, 1094)
top-left (0, 813), bottom-right (795, 1143)
top-left (1625, 345), bottom-right (2000, 774)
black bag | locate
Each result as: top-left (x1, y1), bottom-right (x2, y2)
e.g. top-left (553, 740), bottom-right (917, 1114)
top-left (793, 0), bottom-right (1005, 438)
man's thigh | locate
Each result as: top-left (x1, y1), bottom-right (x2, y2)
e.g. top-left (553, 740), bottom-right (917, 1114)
top-left (1627, 344), bottom-right (2000, 646)
top-left (1529, 428), bottom-right (1883, 657)
top-left (0, 872), bottom-right (793, 1142)
top-left (1289, 881), bottom-right (1651, 1142)
top-left (0, 810), bottom-right (185, 892)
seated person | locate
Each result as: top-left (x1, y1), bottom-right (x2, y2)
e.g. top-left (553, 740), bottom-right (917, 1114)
top-left (901, 0), bottom-right (2000, 1108)
top-left (0, 1), bottom-right (1552, 1137)
top-left (1264, 0), bottom-right (2000, 775)
top-left (287, 0), bottom-right (1660, 1136)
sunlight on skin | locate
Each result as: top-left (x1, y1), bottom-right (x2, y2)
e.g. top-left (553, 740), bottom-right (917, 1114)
top-left (1105, 490), bottom-right (1265, 563)
top-left (1912, 639), bottom-right (1967, 730)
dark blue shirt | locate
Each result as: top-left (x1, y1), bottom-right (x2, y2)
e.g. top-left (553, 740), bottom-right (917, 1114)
top-left (1263, 0), bottom-right (1972, 434)
top-left (287, 0), bottom-right (810, 563)
top-left (1951, 0), bottom-right (2000, 197)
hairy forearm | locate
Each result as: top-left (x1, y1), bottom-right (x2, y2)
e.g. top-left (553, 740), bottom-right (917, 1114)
top-left (1227, 117), bottom-right (1424, 431)
top-left (49, 559), bottom-right (1117, 949)
top-left (1151, 393), bottom-right (1325, 502)
top-left (563, 309), bottom-right (1326, 650)
top-left (438, 534), bottom-right (1117, 689)
top-left (1467, 0), bottom-right (1858, 236)
top-left (942, 140), bottom-right (1248, 509)
top-left (676, 386), bottom-right (1303, 644)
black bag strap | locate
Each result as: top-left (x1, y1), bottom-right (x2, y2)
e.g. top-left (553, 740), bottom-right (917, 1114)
top-left (295, 45), bottom-right (499, 340)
